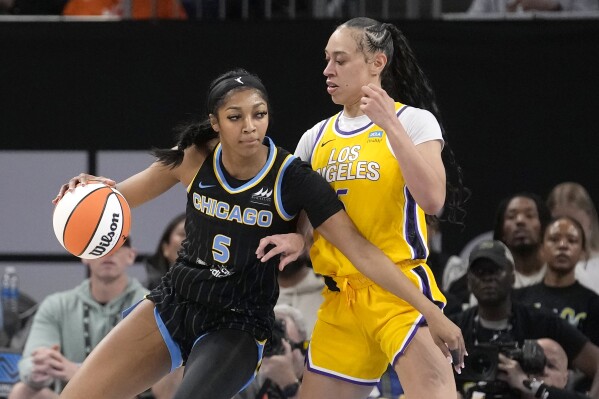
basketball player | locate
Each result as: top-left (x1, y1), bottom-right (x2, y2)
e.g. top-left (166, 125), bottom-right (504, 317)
top-left (271, 17), bottom-right (469, 399)
top-left (52, 69), bottom-right (465, 399)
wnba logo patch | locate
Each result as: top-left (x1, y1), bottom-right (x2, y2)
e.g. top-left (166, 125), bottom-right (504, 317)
top-left (251, 187), bottom-right (273, 206)
top-left (368, 130), bottom-right (383, 143)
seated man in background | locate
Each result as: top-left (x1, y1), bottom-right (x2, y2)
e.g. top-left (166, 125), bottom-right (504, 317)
top-left (498, 338), bottom-right (590, 398)
top-left (449, 240), bottom-right (599, 399)
top-left (8, 239), bottom-right (182, 399)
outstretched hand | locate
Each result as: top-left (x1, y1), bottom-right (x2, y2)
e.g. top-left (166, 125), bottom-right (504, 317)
top-left (52, 173), bottom-right (116, 205)
top-left (427, 311), bottom-right (467, 374)
top-left (256, 233), bottom-right (305, 271)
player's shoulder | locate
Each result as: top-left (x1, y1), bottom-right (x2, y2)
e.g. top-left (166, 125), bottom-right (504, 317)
top-left (399, 105), bottom-right (437, 123)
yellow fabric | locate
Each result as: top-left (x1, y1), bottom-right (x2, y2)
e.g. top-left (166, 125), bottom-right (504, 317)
top-left (307, 264), bottom-right (446, 382)
top-left (309, 102), bottom-right (429, 278)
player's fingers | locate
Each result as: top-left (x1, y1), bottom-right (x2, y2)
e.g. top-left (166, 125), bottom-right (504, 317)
top-left (90, 176), bottom-right (116, 187)
top-left (278, 252), bottom-right (300, 271)
top-left (68, 173), bottom-right (87, 190)
top-left (260, 245), bottom-right (285, 263)
top-left (53, 183), bottom-right (70, 204)
top-left (447, 332), bottom-right (466, 372)
top-left (434, 337), bottom-right (452, 364)
top-left (256, 237), bottom-right (276, 258)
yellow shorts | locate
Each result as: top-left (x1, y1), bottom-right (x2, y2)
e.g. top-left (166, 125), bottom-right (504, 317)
top-left (306, 264), bottom-right (446, 385)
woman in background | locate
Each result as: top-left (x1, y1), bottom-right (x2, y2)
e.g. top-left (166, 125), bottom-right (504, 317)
top-left (145, 213), bottom-right (186, 290)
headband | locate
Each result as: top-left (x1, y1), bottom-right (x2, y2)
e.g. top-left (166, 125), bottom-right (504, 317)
top-left (207, 74), bottom-right (267, 114)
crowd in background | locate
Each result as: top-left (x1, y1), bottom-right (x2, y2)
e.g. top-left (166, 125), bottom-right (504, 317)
top-left (1, 0), bottom-right (597, 18)
top-left (4, 179), bottom-right (599, 398)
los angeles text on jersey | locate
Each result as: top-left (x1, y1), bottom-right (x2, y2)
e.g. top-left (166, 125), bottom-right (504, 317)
top-left (316, 145), bottom-right (380, 182)
top-left (193, 193), bottom-right (273, 227)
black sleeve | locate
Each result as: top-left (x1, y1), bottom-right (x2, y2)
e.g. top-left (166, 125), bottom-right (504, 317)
top-left (280, 158), bottom-right (344, 229)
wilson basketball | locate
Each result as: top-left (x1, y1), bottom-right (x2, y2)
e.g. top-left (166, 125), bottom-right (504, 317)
top-left (53, 182), bottom-right (131, 259)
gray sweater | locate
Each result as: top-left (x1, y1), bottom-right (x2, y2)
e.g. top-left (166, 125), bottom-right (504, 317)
top-left (18, 278), bottom-right (148, 391)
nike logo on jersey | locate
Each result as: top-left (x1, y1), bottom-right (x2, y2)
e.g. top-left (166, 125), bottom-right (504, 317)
top-left (321, 139), bottom-right (335, 147)
top-left (199, 182), bottom-right (216, 189)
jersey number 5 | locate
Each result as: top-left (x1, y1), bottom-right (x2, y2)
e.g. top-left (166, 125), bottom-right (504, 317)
top-left (212, 234), bottom-right (231, 263)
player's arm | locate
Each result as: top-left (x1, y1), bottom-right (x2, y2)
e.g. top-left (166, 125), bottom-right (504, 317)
top-left (314, 209), bottom-right (465, 370)
top-left (53, 145), bottom-right (207, 207)
top-left (360, 84), bottom-right (446, 214)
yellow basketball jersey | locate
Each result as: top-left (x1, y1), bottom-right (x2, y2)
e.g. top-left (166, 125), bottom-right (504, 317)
top-left (310, 103), bottom-right (429, 277)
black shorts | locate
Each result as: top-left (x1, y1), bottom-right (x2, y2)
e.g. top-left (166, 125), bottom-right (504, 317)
top-left (146, 278), bottom-right (271, 363)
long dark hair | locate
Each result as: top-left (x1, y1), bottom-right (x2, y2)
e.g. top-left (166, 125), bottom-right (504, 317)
top-left (145, 213), bottom-right (186, 290)
top-left (152, 68), bottom-right (269, 168)
top-left (341, 17), bottom-right (469, 225)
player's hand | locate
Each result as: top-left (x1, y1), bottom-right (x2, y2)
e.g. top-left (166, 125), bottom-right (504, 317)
top-left (427, 312), bottom-right (467, 374)
top-left (52, 173), bottom-right (116, 205)
top-left (256, 233), bottom-right (305, 270)
top-left (359, 84), bottom-right (398, 132)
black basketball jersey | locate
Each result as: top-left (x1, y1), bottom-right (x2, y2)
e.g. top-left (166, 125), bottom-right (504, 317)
top-left (167, 137), bottom-right (342, 316)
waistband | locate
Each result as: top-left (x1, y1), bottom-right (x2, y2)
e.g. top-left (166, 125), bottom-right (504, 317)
top-left (322, 259), bottom-right (425, 306)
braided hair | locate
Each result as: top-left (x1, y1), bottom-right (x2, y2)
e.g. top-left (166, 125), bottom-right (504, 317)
top-left (152, 68), bottom-right (270, 168)
top-left (341, 18), bottom-right (469, 225)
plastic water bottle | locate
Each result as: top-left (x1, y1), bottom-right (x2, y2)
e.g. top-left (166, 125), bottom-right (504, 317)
top-left (2, 266), bottom-right (19, 315)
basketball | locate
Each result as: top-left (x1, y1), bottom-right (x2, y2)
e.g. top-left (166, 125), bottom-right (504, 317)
top-left (53, 182), bottom-right (131, 259)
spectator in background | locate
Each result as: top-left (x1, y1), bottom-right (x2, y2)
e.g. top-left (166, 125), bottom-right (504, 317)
top-left (468, 0), bottom-right (598, 13)
top-left (62, 0), bottom-right (187, 19)
top-left (447, 192), bottom-right (551, 310)
top-left (498, 338), bottom-right (590, 399)
top-left (449, 239), bottom-right (599, 398)
top-left (144, 213), bottom-right (185, 291)
top-left (275, 253), bottom-right (323, 336)
top-left (514, 216), bottom-right (599, 346)
top-left (547, 182), bottom-right (599, 295)
top-left (8, 239), bottom-right (181, 399)
top-left (493, 193), bottom-right (551, 288)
